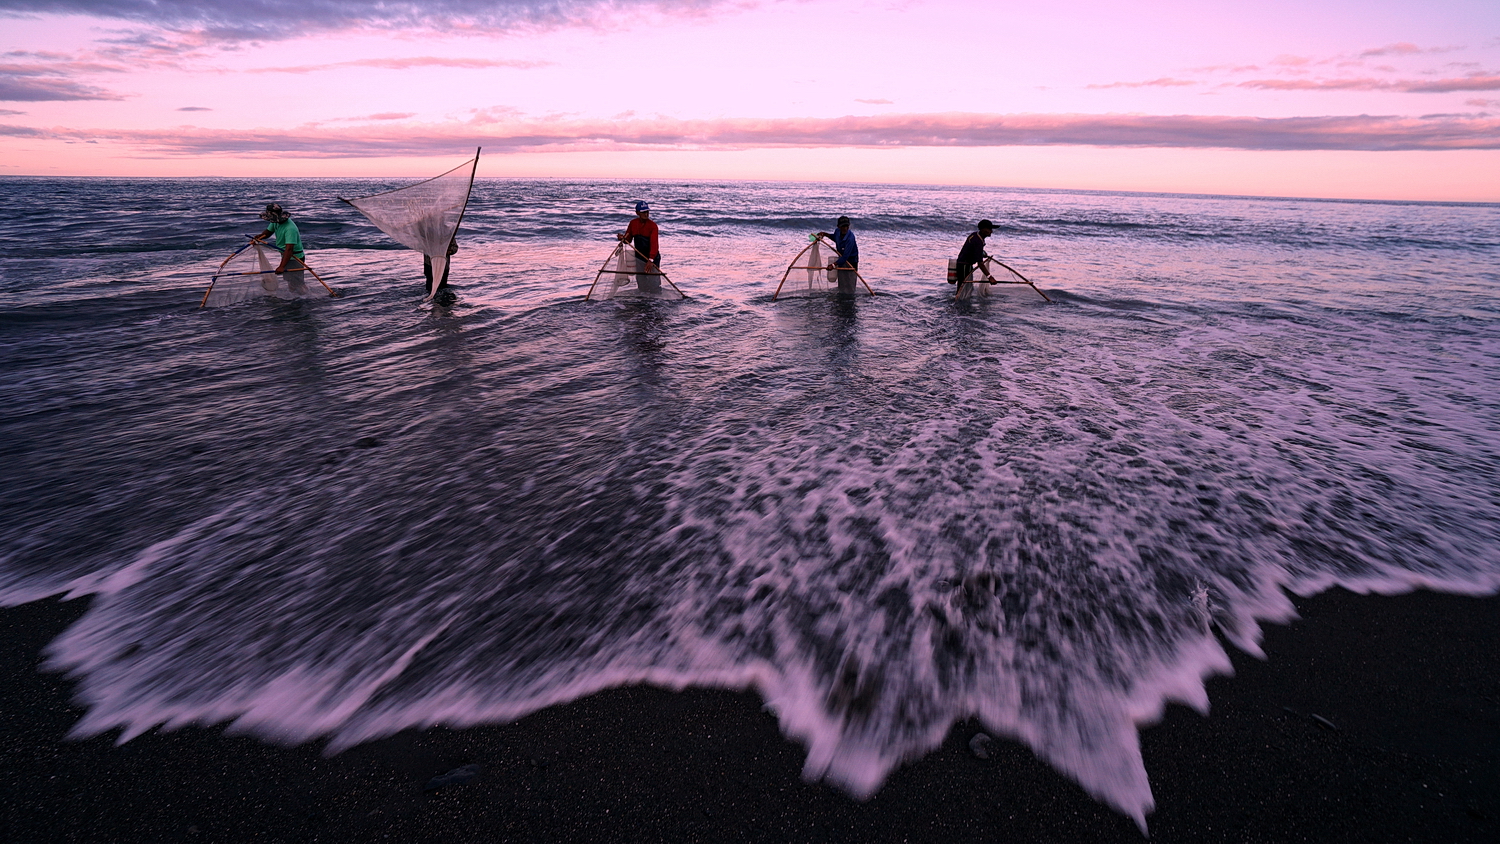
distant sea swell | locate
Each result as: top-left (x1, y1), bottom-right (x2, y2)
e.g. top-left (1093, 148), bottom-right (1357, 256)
top-left (1, 177), bottom-right (1497, 826)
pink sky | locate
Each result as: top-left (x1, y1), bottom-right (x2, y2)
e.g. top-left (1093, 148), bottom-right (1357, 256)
top-left (1, 0), bottom-right (1497, 200)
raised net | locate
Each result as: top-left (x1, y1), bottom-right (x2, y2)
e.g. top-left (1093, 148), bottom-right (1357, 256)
top-left (201, 241), bottom-right (325, 307)
top-left (340, 150), bottom-right (479, 300)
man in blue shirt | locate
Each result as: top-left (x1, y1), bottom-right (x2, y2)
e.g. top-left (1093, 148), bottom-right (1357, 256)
top-left (816, 216), bottom-right (859, 296)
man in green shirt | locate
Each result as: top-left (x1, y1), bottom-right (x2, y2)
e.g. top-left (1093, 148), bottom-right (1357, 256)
top-left (253, 203), bottom-right (308, 295)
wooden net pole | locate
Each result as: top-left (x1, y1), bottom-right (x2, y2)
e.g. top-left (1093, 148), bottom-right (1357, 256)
top-left (585, 241), bottom-right (625, 301)
top-left (774, 238), bottom-right (821, 300)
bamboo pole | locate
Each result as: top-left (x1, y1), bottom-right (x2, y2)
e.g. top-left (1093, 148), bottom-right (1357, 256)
top-left (773, 238), bottom-right (822, 300)
top-left (625, 241), bottom-right (685, 298)
top-left (200, 237), bottom-right (264, 308)
top-left (585, 241), bottom-right (625, 301)
top-left (984, 256), bottom-right (1051, 302)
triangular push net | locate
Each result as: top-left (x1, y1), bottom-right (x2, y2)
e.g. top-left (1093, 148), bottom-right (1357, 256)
top-left (340, 149), bottom-right (480, 301)
top-left (949, 256), bottom-right (1052, 302)
top-left (773, 234), bottom-right (874, 300)
top-left (200, 240), bottom-right (333, 307)
top-left (585, 241), bottom-right (685, 300)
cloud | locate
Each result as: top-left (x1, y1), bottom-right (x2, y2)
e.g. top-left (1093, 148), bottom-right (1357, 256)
top-left (0, 1), bottom-right (720, 41)
top-left (1237, 74), bottom-right (1500, 93)
top-left (248, 56), bottom-right (551, 74)
top-left (329, 112), bottom-right (418, 121)
top-left (855, 98), bottom-right (893, 105)
top-left (0, 51), bottom-right (129, 101)
top-left (177, 105), bottom-right (211, 111)
top-left (1466, 98), bottom-right (1499, 108)
top-left (1403, 75), bottom-right (1500, 93)
top-left (1086, 78), bottom-right (1198, 90)
top-left (14, 111), bottom-right (1499, 157)
top-left (0, 74), bottom-right (124, 101)
top-left (1359, 42), bottom-right (1461, 59)
top-left (1360, 42), bottom-right (1422, 58)
top-left (0, 108), bottom-right (24, 115)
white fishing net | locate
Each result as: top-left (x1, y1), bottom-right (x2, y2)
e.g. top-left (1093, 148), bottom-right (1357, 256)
top-left (201, 241), bottom-right (323, 307)
top-left (953, 263), bottom-right (993, 300)
top-left (341, 153), bottom-right (478, 300)
top-left (774, 238), bottom-right (836, 299)
top-left (587, 241), bottom-right (682, 300)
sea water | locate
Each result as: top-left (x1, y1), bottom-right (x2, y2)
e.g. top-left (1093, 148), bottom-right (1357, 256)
top-left (1, 177), bottom-right (1497, 824)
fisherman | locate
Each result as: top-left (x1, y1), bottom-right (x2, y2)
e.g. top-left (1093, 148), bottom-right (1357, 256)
top-left (815, 216), bottom-right (859, 297)
top-left (252, 202), bottom-right (308, 295)
top-left (954, 219), bottom-right (998, 295)
top-left (423, 233), bottom-right (459, 299)
top-left (617, 201), bottom-right (661, 293)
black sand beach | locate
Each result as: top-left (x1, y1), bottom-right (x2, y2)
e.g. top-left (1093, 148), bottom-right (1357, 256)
top-left (2, 588), bottom-right (1496, 843)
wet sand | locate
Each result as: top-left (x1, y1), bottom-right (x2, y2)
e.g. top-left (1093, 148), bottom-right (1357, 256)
top-left (2, 588), bottom-right (1496, 843)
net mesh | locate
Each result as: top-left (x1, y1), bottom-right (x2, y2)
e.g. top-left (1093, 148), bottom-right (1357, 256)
top-left (775, 238), bottom-right (836, 299)
top-left (341, 154), bottom-right (478, 298)
top-left (590, 242), bottom-right (678, 300)
top-left (201, 242), bottom-right (317, 307)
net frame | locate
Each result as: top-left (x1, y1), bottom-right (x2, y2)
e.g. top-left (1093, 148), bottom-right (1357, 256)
top-left (773, 234), bottom-right (874, 300)
top-left (952, 256), bottom-right (1051, 302)
top-left (200, 239), bottom-right (335, 307)
top-left (585, 240), bottom-right (686, 300)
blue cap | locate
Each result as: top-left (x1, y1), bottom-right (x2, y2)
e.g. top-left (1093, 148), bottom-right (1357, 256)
top-left (635, 201), bottom-right (650, 213)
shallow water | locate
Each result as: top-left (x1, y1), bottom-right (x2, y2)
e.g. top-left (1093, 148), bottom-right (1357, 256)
top-left (1, 176), bottom-right (1497, 824)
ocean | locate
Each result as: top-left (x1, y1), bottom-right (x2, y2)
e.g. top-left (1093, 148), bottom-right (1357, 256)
top-left (1, 176), bottom-right (1496, 824)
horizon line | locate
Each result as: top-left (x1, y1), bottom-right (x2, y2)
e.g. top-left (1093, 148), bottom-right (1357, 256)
top-left (1, 171), bottom-right (1496, 207)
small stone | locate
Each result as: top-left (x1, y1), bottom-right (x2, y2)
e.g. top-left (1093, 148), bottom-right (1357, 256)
top-left (424, 763), bottom-right (481, 791)
top-left (968, 733), bottom-right (994, 760)
top-left (355, 436), bottom-right (380, 449)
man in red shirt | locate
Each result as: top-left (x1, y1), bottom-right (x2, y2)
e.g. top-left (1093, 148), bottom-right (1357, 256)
top-left (618, 201), bottom-right (661, 293)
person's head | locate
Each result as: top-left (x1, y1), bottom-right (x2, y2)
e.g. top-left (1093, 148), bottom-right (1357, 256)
top-left (635, 201), bottom-right (651, 217)
top-left (836, 215), bottom-right (851, 230)
top-left (977, 219), bottom-right (995, 238)
top-left (260, 203), bottom-right (290, 224)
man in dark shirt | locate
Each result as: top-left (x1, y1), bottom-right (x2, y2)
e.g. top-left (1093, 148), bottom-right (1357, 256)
top-left (424, 233), bottom-right (458, 299)
top-left (816, 215), bottom-right (859, 296)
top-left (955, 219), bottom-right (998, 293)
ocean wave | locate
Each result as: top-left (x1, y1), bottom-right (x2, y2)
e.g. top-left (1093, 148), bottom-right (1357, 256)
top-left (2, 181), bottom-right (1498, 829)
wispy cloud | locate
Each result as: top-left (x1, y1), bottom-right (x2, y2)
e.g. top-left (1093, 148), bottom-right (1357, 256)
top-left (248, 56), bottom-right (551, 74)
top-left (1237, 74), bottom-right (1500, 93)
top-left (0, 71), bottom-right (125, 101)
top-left (0, 0), bottom-right (724, 41)
top-left (328, 112), bottom-right (418, 121)
top-left (1174, 43), bottom-right (1489, 95)
top-left (1086, 78), bottom-right (1198, 90)
top-left (0, 50), bottom-right (130, 101)
top-left (9, 111), bottom-right (1497, 157)
top-left (177, 105), bottom-right (211, 111)
top-left (1358, 42), bottom-right (1461, 59)
top-left (0, 107), bottom-right (24, 115)
top-left (855, 98), bottom-right (893, 105)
